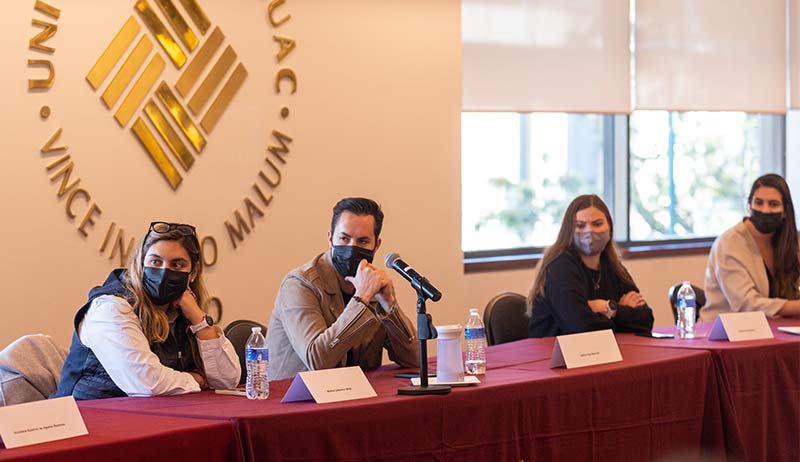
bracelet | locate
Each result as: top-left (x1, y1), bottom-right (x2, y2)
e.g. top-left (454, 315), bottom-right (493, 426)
top-left (352, 295), bottom-right (368, 306)
top-left (189, 318), bottom-right (210, 334)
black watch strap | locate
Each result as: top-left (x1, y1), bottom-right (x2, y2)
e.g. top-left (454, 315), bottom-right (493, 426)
top-left (605, 300), bottom-right (618, 319)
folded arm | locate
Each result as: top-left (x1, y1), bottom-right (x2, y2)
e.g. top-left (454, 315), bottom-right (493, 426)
top-left (80, 296), bottom-right (200, 397)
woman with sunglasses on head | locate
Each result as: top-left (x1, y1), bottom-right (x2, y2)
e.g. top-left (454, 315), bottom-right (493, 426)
top-left (699, 174), bottom-right (800, 321)
top-left (53, 222), bottom-right (240, 400)
top-left (528, 195), bottom-right (654, 338)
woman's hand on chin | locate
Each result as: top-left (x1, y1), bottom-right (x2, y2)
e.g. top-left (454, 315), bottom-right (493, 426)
top-left (173, 289), bottom-right (205, 325)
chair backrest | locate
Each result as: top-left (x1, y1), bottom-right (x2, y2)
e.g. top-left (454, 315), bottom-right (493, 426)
top-left (483, 292), bottom-right (529, 346)
top-left (223, 319), bottom-right (267, 385)
top-left (667, 283), bottom-right (706, 323)
top-left (0, 334), bottom-right (67, 406)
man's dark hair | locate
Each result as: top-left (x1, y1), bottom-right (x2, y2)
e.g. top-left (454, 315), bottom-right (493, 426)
top-left (330, 197), bottom-right (384, 239)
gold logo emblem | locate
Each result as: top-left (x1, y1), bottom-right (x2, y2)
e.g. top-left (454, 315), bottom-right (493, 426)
top-left (27, 0), bottom-right (296, 277)
top-left (86, 0), bottom-right (247, 190)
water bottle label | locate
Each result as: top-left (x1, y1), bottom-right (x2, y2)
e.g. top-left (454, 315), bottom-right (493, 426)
top-left (464, 327), bottom-right (485, 340)
top-left (246, 347), bottom-right (268, 361)
top-left (678, 299), bottom-right (696, 309)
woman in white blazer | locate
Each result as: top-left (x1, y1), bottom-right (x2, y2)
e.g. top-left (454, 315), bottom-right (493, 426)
top-left (699, 174), bottom-right (800, 321)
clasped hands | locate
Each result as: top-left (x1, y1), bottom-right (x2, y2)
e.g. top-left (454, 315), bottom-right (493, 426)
top-left (345, 259), bottom-right (396, 314)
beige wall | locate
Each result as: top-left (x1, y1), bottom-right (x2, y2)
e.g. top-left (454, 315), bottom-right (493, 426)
top-left (0, 0), bottom-right (464, 348)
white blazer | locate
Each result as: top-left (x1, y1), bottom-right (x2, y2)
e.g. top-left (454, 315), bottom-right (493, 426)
top-left (699, 221), bottom-right (794, 322)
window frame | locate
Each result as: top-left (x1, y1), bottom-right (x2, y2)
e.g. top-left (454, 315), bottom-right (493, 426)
top-left (463, 112), bottom-right (787, 273)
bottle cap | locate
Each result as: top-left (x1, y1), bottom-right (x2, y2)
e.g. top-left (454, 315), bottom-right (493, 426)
top-left (251, 326), bottom-right (262, 333)
top-left (469, 308), bottom-right (478, 314)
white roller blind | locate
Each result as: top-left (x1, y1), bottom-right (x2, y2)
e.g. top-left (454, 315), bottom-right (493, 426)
top-left (462, 0), bottom-right (630, 113)
top-left (792, 0), bottom-right (800, 109)
top-left (635, 0), bottom-right (786, 113)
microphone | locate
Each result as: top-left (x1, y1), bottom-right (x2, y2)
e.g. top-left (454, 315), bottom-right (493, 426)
top-left (385, 252), bottom-right (442, 302)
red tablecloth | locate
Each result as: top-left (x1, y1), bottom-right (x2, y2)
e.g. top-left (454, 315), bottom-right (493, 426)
top-left (479, 340), bottom-right (725, 462)
top-left (0, 407), bottom-right (243, 462)
top-left (617, 318), bottom-right (800, 462)
top-left (80, 339), bottom-right (725, 462)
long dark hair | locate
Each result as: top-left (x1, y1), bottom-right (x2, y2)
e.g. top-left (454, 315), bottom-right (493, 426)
top-left (528, 194), bottom-right (634, 311)
top-left (747, 174), bottom-right (800, 299)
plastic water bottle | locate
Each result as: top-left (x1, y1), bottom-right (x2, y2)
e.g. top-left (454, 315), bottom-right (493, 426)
top-left (245, 326), bottom-right (269, 399)
top-left (676, 282), bottom-right (696, 339)
top-left (464, 308), bottom-right (487, 374)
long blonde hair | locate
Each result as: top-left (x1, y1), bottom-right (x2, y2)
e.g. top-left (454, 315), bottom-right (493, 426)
top-left (528, 195), bottom-right (633, 312)
top-left (124, 227), bottom-right (209, 344)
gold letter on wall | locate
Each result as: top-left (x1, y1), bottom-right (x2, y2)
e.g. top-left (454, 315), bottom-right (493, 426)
top-left (267, 0), bottom-right (291, 27)
top-left (273, 36), bottom-right (295, 63)
top-left (29, 19), bottom-right (57, 53)
top-left (274, 68), bottom-right (296, 95)
top-left (267, 130), bottom-right (293, 164)
top-left (28, 59), bottom-right (55, 89)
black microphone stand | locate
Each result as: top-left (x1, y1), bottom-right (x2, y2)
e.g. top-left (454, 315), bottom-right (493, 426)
top-left (397, 288), bottom-right (451, 396)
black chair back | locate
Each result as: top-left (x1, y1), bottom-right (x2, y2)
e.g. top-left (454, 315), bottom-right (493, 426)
top-left (223, 319), bottom-right (267, 385)
top-left (483, 292), bottom-right (529, 346)
top-left (667, 283), bottom-right (706, 323)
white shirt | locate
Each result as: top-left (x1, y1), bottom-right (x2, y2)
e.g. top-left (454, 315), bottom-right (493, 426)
top-left (78, 295), bottom-right (241, 397)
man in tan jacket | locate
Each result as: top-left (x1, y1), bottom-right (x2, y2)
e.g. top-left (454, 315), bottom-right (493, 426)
top-left (267, 197), bottom-right (419, 380)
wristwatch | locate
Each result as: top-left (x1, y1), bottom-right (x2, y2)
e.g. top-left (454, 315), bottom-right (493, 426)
top-left (189, 314), bottom-right (214, 333)
top-left (605, 300), bottom-right (618, 319)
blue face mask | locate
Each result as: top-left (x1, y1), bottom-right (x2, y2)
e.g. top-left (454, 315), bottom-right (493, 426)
top-left (143, 267), bottom-right (189, 306)
top-left (330, 245), bottom-right (375, 278)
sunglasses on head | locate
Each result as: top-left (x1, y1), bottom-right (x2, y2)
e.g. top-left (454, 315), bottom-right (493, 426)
top-left (141, 222), bottom-right (199, 263)
top-left (148, 221), bottom-right (197, 237)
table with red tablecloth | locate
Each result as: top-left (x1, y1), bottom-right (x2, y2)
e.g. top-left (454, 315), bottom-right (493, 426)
top-left (615, 317), bottom-right (800, 462)
top-left (0, 407), bottom-right (243, 462)
top-left (78, 340), bottom-right (725, 462)
top-left (11, 322), bottom-right (794, 462)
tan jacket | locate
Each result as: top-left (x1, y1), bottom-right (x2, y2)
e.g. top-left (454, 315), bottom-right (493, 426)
top-left (267, 251), bottom-right (419, 380)
top-left (699, 221), bottom-right (795, 322)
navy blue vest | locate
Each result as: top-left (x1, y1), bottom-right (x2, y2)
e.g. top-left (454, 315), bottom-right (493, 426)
top-left (52, 269), bottom-right (197, 400)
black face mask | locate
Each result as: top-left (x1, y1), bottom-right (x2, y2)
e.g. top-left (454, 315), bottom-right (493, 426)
top-left (331, 245), bottom-right (375, 278)
top-left (143, 267), bottom-right (190, 306)
top-left (750, 210), bottom-right (784, 234)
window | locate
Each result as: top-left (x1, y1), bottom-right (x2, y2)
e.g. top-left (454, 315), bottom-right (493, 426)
top-left (628, 111), bottom-right (782, 241)
top-left (463, 111), bottom-right (785, 255)
top-left (463, 112), bottom-right (610, 252)
top-left (461, 0), bottom-right (796, 263)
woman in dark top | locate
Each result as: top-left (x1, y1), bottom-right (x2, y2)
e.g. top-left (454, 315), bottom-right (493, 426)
top-left (528, 194), bottom-right (654, 338)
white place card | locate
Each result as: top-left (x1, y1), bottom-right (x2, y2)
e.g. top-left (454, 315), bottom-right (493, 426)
top-left (777, 326), bottom-right (800, 335)
top-left (281, 366), bottom-right (377, 404)
top-left (549, 329), bottom-right (622, 369)
top-left (411, 375), bottom-right (480, 387)
top-left (0, 396), bottom-right (88, 449)
top-left (708, 312), bottom-right (774, 342)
